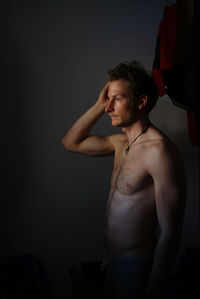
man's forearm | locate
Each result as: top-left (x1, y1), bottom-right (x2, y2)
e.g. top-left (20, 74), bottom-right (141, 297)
top-left (61, 101), bottom-right (106, 150)
top-left (145, 233), bottom-right (181, 298)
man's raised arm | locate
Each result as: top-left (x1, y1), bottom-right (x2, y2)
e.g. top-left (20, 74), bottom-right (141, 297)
top-left (61, 83), bottom-right (115, 156)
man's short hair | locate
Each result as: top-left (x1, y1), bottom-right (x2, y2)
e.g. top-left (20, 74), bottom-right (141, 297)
top-left (107, 60), bottom-right (159, 113)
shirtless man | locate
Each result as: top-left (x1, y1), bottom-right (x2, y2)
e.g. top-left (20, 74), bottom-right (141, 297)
top-left (62, 61), bottom-right (186, 298)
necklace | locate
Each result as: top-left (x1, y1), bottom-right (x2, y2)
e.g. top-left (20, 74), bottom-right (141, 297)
top-left (125, 123), bottom-right (150, 155)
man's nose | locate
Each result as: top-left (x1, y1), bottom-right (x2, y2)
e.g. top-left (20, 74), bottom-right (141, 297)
top-left (105, 100), bottom-right (114, 113)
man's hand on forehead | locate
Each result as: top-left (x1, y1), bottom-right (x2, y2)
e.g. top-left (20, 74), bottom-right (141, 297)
top-left (97, 82), bottom-right (110, 106)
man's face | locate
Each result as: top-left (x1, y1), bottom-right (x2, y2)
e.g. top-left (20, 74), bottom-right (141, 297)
top-left (105, 79), bottom-right (138, 127)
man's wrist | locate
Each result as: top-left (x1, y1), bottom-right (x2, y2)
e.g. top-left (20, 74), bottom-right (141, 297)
top-left (95, 100), bottom-right (107, 112)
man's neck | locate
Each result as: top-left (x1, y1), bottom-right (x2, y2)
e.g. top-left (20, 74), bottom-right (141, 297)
top-left (122, 116), bottom-right (150, 144)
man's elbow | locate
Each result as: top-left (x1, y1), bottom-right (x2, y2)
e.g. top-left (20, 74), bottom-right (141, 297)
top-left (61, 137), bottom-right (74, 152)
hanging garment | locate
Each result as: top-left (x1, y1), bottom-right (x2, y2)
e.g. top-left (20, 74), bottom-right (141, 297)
top-left (152, 0), bottom-right (200, 146)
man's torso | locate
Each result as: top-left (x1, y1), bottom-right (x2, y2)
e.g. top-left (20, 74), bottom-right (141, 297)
top-left (104, 127), bottom-right (171, 256)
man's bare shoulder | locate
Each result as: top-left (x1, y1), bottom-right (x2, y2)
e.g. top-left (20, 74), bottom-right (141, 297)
top-left (147, 127), bottom-right (182, 159)
top-left (144, 126), bottom-right (185, 180)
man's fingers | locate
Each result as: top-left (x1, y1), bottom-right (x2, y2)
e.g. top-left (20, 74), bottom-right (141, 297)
top-left (102, 82), bottom-right (110, 96)
top-left (97, 82), bottom-right (110, 105)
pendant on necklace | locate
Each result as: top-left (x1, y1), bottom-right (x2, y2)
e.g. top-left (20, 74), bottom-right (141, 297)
top-left (124, 123), bottom-right (150, 155)
top-left (125, 147), bottom-right (129, 155)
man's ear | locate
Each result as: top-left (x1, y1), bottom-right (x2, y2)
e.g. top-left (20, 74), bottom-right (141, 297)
top-left (137, 95), bottom-right (148, 110)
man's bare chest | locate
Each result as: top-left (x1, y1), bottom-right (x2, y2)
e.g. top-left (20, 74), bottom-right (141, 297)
top-left (111, 150), bottom-right (153, 195)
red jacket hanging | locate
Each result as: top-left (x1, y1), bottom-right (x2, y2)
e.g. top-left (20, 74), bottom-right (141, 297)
top-left (152, 0), bottom-right (200, 146)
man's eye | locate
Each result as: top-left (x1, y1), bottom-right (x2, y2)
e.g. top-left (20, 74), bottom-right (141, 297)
top-left (116, 98), bottom-right (121, 101)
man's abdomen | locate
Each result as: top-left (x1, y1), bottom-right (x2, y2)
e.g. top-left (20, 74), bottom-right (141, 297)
top-left (104, 191), bottom-right (157, 256)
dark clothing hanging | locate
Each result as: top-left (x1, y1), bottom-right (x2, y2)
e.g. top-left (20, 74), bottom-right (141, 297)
top-left (152, 0), bottom-right (200, 146)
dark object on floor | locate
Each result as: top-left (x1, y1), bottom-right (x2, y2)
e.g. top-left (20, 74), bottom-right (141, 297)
top-left (0, 254), bottom-right (47, 299)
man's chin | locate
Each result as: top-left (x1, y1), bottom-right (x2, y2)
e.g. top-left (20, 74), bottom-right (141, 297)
top-left (111, 120), bottom-right (133, 128)
top-left (111, 121), bottom-right (121, 127)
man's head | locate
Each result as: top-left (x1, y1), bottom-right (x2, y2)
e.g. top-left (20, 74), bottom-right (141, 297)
top-left (107, 60), bottom-right (159, 114)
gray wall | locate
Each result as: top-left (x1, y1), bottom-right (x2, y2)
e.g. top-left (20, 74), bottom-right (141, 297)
top-left (2, 0), bottom-right (199, 298)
